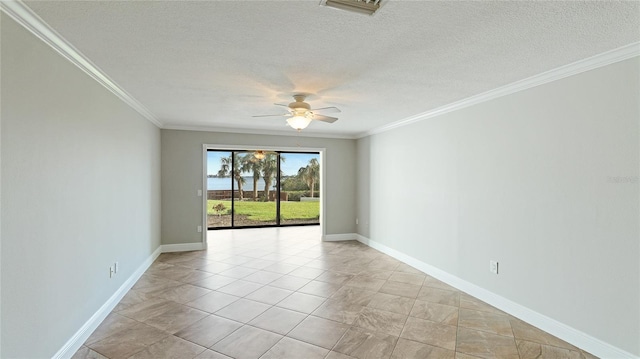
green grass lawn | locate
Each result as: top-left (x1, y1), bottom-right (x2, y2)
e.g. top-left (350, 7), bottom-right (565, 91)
top-left (207, 200), bottom-right (319, 221)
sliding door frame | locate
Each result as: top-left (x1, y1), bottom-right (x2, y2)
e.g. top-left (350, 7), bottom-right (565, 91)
top-left (202, 144), bottom-right (326, 242)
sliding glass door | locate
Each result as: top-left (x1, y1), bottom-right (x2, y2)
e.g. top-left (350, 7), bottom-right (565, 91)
top-left (207, 149), bottom-right (320, 229)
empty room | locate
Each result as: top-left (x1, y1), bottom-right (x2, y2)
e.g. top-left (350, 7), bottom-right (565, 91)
top-left (1, 1), bottom-right (639, 358)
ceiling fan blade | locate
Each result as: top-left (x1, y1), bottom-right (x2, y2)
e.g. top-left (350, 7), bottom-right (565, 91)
top-left (310, 106), bottom-right (341, 114)
top-left (274, 103), bottom-right (290, 107)
top-left (313, 114), bottom-right (338, 123)
top-left (252, 113), bottom-right (289, 118)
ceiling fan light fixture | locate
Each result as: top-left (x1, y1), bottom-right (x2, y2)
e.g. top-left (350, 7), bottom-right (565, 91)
top-left (287, 115), bottom-right (312, 131)
top-left (254, 150), bottom-right (266, 160)
top-left (324, 0), bottom-right (380, 15)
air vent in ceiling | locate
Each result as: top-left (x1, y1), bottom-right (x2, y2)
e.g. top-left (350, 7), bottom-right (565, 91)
top-left (324, 0), bottom-right (381, 15)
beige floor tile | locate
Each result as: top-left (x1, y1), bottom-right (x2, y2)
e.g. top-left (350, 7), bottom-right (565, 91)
top-left (353, 307), bottom-right (408, 337)
top-left (214, 298), bottom-right (271, 323)
top-left (276, 292), bottom-right (326, 313)
top-left (131, 274), bottom-right (182, 294)
top-left (127, 335), bottom-right (206, 359)
top-left (460, 297), bottom-right (506, 315)
top-left (422, 276), bottom-right (459, 291)
top-left (150, 283), bottom-right (211, 304)
top-left (287, 315), bottom-right (350, 349)
top-left (280, 255), bottom-right (313, 266)
top-left (344, 275), bottom-right (386, 291)
top-left (117, 298), bottom-right (182, 322)
top-left (113, 290), bottom-right (155, 312)
top-left (325, 351), bottom-right (358, 359)
top-left (367, 292), bottom-right (415, 315)
top-left (142, 303), bottom-right (209, 333)
top-left (263, 262), bottom-right (300, 274)
top-left (509, 319), bottom-right (578, 351)
top-left (174, 315), bottom-right (242, 348)
top-left (245, 285), bottom-right (293, 305)
top-left (211, 325), bottom-right (282, 359)
top-left (315, 271), bottom-right (354, 285)
top-left (455, 352), bottom-right (485, 359)
top-left (330, 286), bottom-right (377, 306)
top-left (71, 346), bottom-right (108, 359)
top-left (391, 338), bottom-right (456, 359)
top-left (357, 269), bottom-right (394, 280)
top-left (190, 275), bottom-right (237, 290)
top-left (417, 287), bottom-right (460, 306)
top-left (241, 270), bottom-right (282, 285)
top-left (312, 298), bottom-right (365, 325)
top-left (88, 323), bottom-right (168, 359)
top-left (456, 327), bottom-right (519, 359)
top-left (410, 300), bottom-right (459, 326)
top-left (458, 309), bottom-right (513, 337)
top-left (185, 291), bottom-right (239, 313)
top-left (217, 266), bottom-right (258, 279)
top-left (193, 349), bottom-right (232, 358)
top-left (379, 280), bottom-right (422, 298)
top-left (333, 327), bottom-right (398, 359)
top-left (388, 272), bottom-right (426, 286)
top-left (298, 280), bottom-right (342, 297)
top-left (401, 316), bottom-right (457, 350)
top-left (84, 313), bottom-right (138, 345)
top-left (288, 266), bottom-right (326, 279)
top-left (395, 263), bottom-right (425, 275)
top-left (198, 262), bottom-right (236, 274)
top-left (217, 279), bottom-right (263, 297)
top-left (261, 337), bottom-right (329, 359)
top-left (268, 275), bottom-right (312, 290)
top-left (74, 227), bottom-right (598, 359)
top-left (219, 255), bottom-right (254, 266)
top-left (516, 339), bottom-right (590, 359)
top-left (248, 306), bottom-right (306, 334)
top-left (242, 258), bottom-right (277, 270)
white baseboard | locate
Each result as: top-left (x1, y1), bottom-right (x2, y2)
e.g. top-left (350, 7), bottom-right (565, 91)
top-left (161, 242), bottom-right (206, 252)
top-left (322, 233), bottom-right (358, 241)
top-left (53, 246), bottom-right (162, 359)
top-left (356, 235), bottom-right (638, 359)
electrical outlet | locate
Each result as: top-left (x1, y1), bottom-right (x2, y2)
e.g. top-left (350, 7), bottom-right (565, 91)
top-left (197, 189), bottom-right (203, 197)
top-left (197, 225), bottom-right (203, 233)
top-left (490, 260), bottom-right (499, 274)
top-left (356, 218), bottom-right (359, 225)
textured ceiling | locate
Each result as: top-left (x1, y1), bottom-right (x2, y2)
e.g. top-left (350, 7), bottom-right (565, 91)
top-left (23, 1), bottom-right (640, 137)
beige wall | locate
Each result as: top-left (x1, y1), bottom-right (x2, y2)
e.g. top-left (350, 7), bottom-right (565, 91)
top-left (161, 130), bottom-right (357, 245)
top-left (1, 15), bottom-right (162, 357)
top-left (357, 57), bottom-right (640, 355)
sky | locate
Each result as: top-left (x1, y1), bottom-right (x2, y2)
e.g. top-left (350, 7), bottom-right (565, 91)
top-left (207, 151), bottom-right (318, 176)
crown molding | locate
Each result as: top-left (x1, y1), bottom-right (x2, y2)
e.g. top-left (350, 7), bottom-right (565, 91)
top-left (162, 124), bottom-right (359, 139)
top-left (361, 42), bottom-right (640, 138)
top-left (0, 0), bottom-right (163, 128)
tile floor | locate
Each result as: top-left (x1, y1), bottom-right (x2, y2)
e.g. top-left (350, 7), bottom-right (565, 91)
top-left (73, 226), bottom-right (598, 359)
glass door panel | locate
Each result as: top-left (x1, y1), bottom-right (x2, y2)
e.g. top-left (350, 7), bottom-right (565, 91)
top-left (280, 153), bottom-right (320, 225)
top-left (207, 149), bottom-right (320, 229)
top-left (233, 151), bottom-right (277, 227)
top-left (207, 150), bottom-right (233, 228)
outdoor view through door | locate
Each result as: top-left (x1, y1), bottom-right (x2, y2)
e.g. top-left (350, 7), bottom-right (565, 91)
top-left (207, 150), bottom-right (320, 229)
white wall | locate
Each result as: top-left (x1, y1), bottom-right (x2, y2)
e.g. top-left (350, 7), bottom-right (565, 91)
top-left (1, 14), bottom-right (162, 358)
top-left (357, 57), bottom-right (640, 356)
top-left (161, 129), bottom-right (357, 245)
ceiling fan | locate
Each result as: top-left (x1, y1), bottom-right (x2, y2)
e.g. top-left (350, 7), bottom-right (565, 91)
top-left (253, 94), bottom-right (341, 131)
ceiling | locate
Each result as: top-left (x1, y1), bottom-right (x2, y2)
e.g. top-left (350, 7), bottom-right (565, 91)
top-left (20, 1), bottom-right (640, 138)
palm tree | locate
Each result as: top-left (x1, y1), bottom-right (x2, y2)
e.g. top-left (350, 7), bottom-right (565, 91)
top-left (261, 153), bottom-right (284, 201)
top-left (242, 155), bottom-right (262, 201)
top-left (218, 154), bottom-right (246, 200)
top-left (298, 158), bottom-right (320, 198)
